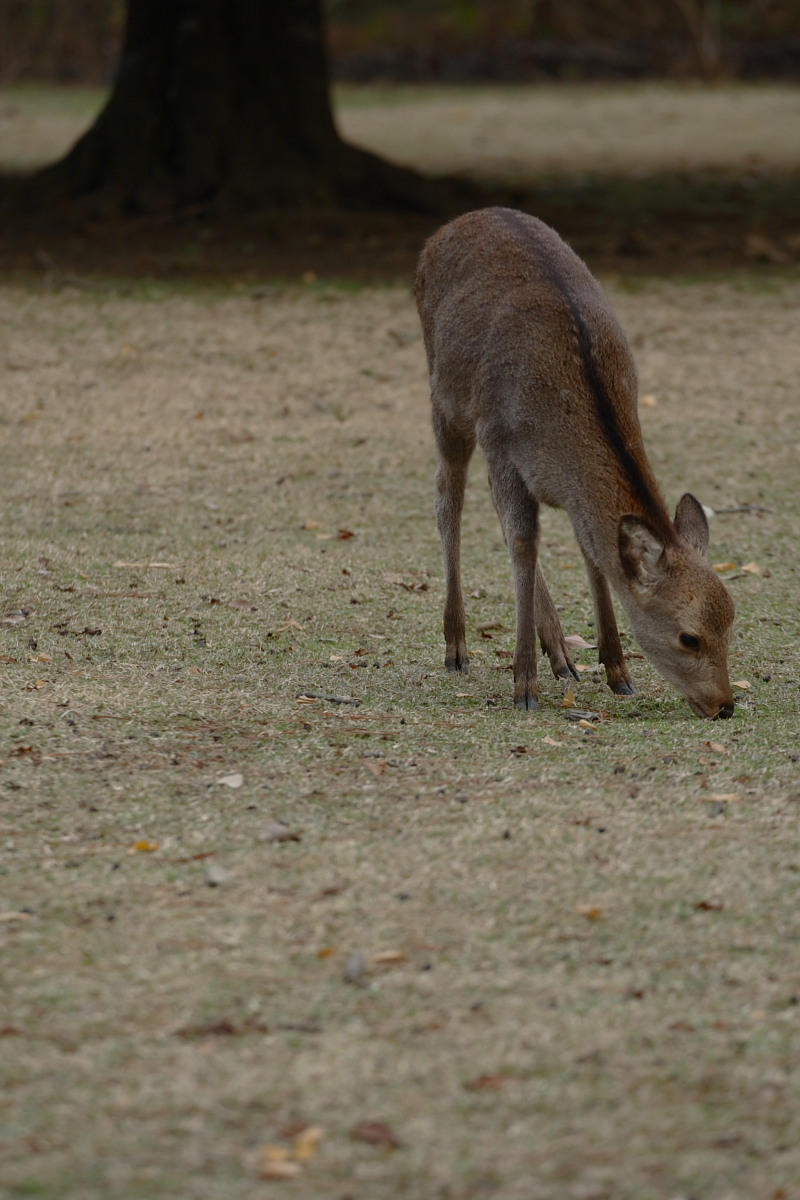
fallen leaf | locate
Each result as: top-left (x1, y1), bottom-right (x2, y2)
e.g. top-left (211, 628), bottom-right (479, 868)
top-left (350, 1121), bottom-right (403, 1149)
top-left (704, 741), bottom-right (728, 754)
top-left (316, 946), bottom-right (338, 959)
top-left (577, 718), bottom-right (597, 730)
top-left (258, 821), bottom-right (302, 843)
top-left (564, 634), bottom-right (597, 649)
top-left (463, 1074), bottom-right (513, 1091)
top-left (27, 653), bottom-right (53, 663)
top-left (293, 1125), bottom-right (325, 1162)
top-left (1, 611), bottom-right (33, 625)
top-left (713, 562), bottom-right (737, 573)
top-left (24, 679), bottom-right (47, 690)
top-left (575, 904), bottom-right (603, 920)
top-left (695, 899), bottom-right (724, 911)
top-left (707, 792), bottom-right (741, 803)
top-left (541, 736), bottom-right (562, 746)
top-left (731, 680), bottom-right (751, 690)
top-left (112, 561), bottom-right (175, 569)
top-left (337, 528), bottom-right (355, 540)
top-left (561, 689), bottom-right (576, 708)
top-left (204, 864), bottom-right (230, 887)
top-left (259, 1159), bottom-right (302, 1181)
top-left (130, 839), bottom-right (159, 853)
top-left (370, 949), bottom-right (407, 967)
top-left (741, 561), bottom-right (761, 574)
top-left (566, 708), bottom-right (601, 722)
top-left (302, 519), bottom-right (321, 530)
top-left (364, 759), bottom-right (387, 776)
top-left (218, 773), bottom-right (244, 789)
top-left (640, 393), bottom-right (658, 408)
top-left (743, 230), bottom-right (789, 264)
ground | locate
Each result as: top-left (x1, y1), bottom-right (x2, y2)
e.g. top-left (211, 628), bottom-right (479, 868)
top-left (1, 83), bottom-right (799, 1199)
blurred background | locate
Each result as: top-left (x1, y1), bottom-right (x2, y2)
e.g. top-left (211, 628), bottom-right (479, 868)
top-left (0, 0), bottom-right (798, 85)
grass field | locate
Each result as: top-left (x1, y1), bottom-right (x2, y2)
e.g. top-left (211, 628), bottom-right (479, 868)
top-left (1, 84), bottom-right (799, 1199)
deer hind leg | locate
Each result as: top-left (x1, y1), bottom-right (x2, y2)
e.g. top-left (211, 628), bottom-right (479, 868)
top-left (582, 554), bottom-right (635, 695)
top-left (535, 563), bottom-right (580, 683)
top-left (433, 411), bottom-right (475, 675)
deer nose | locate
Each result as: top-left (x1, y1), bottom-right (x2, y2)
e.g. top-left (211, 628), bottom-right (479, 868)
top-left (717, 701), bottom-right (735, 719)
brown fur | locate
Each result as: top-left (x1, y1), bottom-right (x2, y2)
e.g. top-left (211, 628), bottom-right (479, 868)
top-left (414, 207), bottom-right (735, 718)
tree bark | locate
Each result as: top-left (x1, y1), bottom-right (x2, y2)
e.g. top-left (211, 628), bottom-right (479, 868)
top-left (37, 0), bottom-right (448, 213)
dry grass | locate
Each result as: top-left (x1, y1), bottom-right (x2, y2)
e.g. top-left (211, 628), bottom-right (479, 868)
top-left (1, 85), bottom-right (800, 1200)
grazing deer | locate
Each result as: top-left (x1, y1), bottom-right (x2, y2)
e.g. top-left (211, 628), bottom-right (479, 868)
top-left (414, 207), bottom-right (735, 719)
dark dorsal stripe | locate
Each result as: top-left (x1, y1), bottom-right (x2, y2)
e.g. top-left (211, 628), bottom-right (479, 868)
top-left (497, 209), bottom-right (673, 541)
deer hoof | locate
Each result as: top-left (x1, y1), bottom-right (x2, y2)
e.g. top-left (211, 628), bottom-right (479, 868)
top-left (514, 693), bottom-right (539, 711)
top-left (610, 680), bottom-right (635, 696)
top-left (445, 653), bottom-right (469, 675)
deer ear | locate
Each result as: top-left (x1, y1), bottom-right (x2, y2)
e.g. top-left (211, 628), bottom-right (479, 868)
top-left (618, 515), bottom-right (666, 588)
top-left (674, 493), bottom-right (710, 556)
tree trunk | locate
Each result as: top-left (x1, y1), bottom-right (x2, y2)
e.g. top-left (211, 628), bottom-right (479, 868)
top-left (38, 0), bottom-right (447, 213)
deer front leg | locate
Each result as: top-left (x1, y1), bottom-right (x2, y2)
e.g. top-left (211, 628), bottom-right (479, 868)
top-left (583, 555), bottom-right (635, 695)
top-left (511, 536), bottom-right (539, 709)
top-left (535, 563), bottom-right (580, 683)
top-left (434, 417), bottom-right (474, 675)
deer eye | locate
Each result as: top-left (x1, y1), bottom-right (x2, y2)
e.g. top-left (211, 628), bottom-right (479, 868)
top-left (679, 632), bottom-right (700, 650)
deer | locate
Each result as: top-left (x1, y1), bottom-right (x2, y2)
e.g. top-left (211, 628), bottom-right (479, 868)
top-left (414, 207), bottom-right (735, 719)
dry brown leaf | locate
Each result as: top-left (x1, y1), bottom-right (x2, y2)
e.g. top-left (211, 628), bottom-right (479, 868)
top-left (302, 519), bottom-right (321, 530)
top-left (640, 393), bottom-right (658, 408)
top-left (561, 689), bottom-right (576, 708)
top-left (293, 1125), bottom-right (325, 1161)
top-left (704, 741), bottom-right (728, 754)
top-left (564, 634), bottom-right (596, 649)
top-left (337, 528), bottom-right (355, 540)
top-left (707, 792), bottom-right (741, 803)
top-left (743, 230), bottom-right (789, 264)
top-left (713, 562), bottom-right (737, 573)
top-left (370, 949), bottom-right (407, 967)
top-left (350, 1121), bottom-right (403, 1149)
top-left (731, 680), bottom-right (751, 690)
top-left (575, 904), bottom-right (603, 920)
top-left (130, 839), bottom-right (159, 853)
top-left (364, 759), bottom-right (387, 776)
top-left (463, 1074), bottom-right (513, 1091)
top-left (541, 736), bottom-right (562, 746)
top-left (577, 719), bottom-right (597, 730)
top-left (259, 1159), bottom-right (302, 1181)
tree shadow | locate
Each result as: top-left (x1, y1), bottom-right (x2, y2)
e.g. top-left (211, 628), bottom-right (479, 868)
top-left (0, 163), bottom-right (798, 283)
